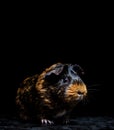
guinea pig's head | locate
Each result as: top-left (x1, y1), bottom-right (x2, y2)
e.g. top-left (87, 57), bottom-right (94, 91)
top-left (44, 63), bottom-right (87, 104)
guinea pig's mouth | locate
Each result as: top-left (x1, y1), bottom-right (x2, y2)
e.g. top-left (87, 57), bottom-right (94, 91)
top-left (76, 94), bottom-right (85, 101)
top-left (63, 93), bottom-right (87, 104)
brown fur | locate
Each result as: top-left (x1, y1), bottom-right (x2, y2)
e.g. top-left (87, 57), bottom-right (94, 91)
top-left (16, 63), bottom-right (87, 124)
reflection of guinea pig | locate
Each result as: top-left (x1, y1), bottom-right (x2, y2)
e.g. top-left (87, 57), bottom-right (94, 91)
top-left (16, 63), bottom-right (87, 125)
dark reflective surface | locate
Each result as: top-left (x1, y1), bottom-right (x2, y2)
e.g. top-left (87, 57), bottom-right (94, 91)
top-left (0, 116), bottom-right (114, 130)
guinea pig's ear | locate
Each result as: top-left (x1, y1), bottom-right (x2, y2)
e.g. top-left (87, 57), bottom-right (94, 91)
top-left (44, 63), bottom-right (64, 84)
top-left (45, 63), bottom-right (64, 76)
top-left (72, 64), bottom-right (85, 75)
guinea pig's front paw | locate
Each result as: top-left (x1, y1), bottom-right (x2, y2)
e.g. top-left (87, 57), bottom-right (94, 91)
top-left (63, 119), bottom-right (70, 124)
top-left (41, 119), bottom-right (54, 125)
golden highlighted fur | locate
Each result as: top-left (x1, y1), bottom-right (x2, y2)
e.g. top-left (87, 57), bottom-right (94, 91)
top-left (16, 63), bottom-right (87, 124)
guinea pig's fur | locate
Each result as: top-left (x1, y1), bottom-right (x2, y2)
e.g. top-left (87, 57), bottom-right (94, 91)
top-left (16, 63), bottom-right (87, 125)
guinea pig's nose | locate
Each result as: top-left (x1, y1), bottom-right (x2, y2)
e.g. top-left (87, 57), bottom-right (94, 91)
top-left (77, 91), bottom-right (85, 95)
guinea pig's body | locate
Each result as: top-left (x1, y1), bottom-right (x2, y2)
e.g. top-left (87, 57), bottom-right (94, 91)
top-left (16, 63), bottom-right (87, 125)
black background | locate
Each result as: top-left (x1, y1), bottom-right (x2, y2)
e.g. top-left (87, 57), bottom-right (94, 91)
top-left (0, 7), bottom-right (114, 118)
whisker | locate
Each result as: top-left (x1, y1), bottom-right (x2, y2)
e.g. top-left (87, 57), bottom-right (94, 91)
top-left (81, 83), bottom-right (102, 106)
top-left (81, 95), bottom-right (90, 105)
top-left (86, 90), bottom-right (99, 103)
top-left (87, 83), bottom-right (103, 88)
top-left (88, 88), bottom-right (100, 92)
top-left (83, 97), bottom-right (89, 105)
top-left (87, 83), bottom-right (102, 93)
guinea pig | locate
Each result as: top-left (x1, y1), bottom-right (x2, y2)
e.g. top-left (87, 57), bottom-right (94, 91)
top-left (16, 63), bottom-right (87, 125)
